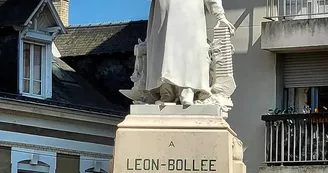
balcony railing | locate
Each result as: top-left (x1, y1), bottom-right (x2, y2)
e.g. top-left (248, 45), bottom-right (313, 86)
top-left (265, 0), bottom-right (328, 20)
top-left (262, 113), bottom-right (328, 165)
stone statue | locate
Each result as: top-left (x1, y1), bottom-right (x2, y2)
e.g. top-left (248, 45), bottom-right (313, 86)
top-left (120, 0), bottom-right (236, 113)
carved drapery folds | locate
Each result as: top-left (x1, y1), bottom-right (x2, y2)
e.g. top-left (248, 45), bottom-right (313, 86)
top-left (126, 27), bottom-right (236, 113)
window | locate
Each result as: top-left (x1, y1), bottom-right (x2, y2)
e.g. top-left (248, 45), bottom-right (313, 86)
top-left (283, 87), bottom-right (312, 113)
top-left (0, 146), bottom-right (11, 173)
top-left (85, 168), bottom-right (108, 173)
top-left (22, 42), bottom-right (45, 97)
top-left (11, 148), bottom-right (55, 173)
top-left (19, 39), bottom-right (52, 99)
top-left (80, 156), bottom-right (109, 173)
top-left (17, 160), bottom-right (50, 173)
top-left (283, 87), bottom-right (328, 113)
top-left (56, 153), bottom-right (80, 173)
top-left (280, 52), bottom-right (328, 114)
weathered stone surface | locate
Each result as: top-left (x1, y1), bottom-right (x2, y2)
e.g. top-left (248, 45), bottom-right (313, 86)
top-left (259, 165), bottom-right (328, 173)
top-left (261, 18), bottom-right (328, 51)
top-left (112, 105), bottom-right (246, 173)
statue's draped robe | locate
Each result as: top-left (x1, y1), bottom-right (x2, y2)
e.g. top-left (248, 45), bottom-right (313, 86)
top-left (146, 0), bottom-right (225, 93)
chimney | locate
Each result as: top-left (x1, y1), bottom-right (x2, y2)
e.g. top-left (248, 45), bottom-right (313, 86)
top-left (52, 0), bottom-right (69, 26)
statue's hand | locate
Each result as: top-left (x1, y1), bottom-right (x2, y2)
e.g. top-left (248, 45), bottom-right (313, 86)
top-left (216, 18), bottom-right (236, 36)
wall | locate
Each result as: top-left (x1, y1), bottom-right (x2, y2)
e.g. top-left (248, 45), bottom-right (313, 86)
top-left (0, 27), bottom-right (19, 94)
top-left (222, 0), bottom-right (276, 172)
top-left (0, 108), bottom-right (114, 157)
top-left (262, 18), bottom-right (328, 51)
top-left (52, 0), bottom-right (69, 26)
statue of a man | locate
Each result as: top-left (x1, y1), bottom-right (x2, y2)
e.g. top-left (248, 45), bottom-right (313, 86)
top-left (121, 0), bottom-right (235, 106)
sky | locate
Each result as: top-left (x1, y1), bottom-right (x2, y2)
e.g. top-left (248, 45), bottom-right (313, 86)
top-left (69, 0), bottom-right (151, 25)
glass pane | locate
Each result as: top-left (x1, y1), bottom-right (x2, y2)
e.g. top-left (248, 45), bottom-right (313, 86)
top-left (33, 45), bottom-right (42, 80)
top-left (284, 87), bottom-right (311, 114)
top-left (33, 81), bottom-right (41, 95)
top-left (23, 43), bottom-right (30, 78)
top-left (23, 79), bottom-right (30, 93)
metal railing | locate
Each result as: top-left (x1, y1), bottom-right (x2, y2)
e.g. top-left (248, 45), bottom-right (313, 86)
top-left (265, 0), bottom-right (328, 20)
top-left (262, 113), bottom-right (328, 165)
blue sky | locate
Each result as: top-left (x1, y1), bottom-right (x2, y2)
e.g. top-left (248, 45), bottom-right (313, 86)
top-left (69, 0), bottom-right (151, 25)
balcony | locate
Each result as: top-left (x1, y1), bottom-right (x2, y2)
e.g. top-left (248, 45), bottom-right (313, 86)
top-left (261, 0), bottom-right (328, 51)
top-left (260, 113), bottom-right (328, 173)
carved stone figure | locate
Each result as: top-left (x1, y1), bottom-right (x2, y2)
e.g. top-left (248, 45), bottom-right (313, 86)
top-left (120, 0), bottom-right (236, 112)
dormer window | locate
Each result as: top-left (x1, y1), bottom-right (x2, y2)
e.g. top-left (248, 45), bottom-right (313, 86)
top-left (16, 0), bottom-right (66, 99)
top-left (22, 42), bottom-right (45, 97)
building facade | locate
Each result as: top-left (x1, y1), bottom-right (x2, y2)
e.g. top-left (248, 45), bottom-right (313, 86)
top-left (0, 0), bottom-right (125, 172)
top-left (223, 0), bottom-right (328, 172)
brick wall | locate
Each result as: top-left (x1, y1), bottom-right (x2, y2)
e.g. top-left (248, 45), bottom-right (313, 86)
top-left (52, 0), bottom-right (69, 26)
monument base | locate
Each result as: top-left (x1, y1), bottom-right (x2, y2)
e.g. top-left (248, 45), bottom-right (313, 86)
top-left (112, 105), bottom-right (246, 173)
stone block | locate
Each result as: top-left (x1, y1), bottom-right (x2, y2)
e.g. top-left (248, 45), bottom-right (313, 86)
top-left (111, 105), bottom-right (246, 173)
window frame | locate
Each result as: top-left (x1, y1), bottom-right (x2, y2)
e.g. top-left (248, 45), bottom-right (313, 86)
top-left (11, 148), bottom-right (56, 173)
top-left (19, 31), bottom-right (53, 99)
top-left (21, 41), bottom-right (47, 98)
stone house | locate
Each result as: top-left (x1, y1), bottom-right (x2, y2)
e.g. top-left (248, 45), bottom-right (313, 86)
top-left (0, 0), bottom-right (125, 172)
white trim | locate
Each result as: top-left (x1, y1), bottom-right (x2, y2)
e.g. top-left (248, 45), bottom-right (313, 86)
top-left (12, 148), bottom-right (56, 173)
top-left (0, 98), bottom-right (123, 126)
top-left (21, 42), bottom-right (47, 99)
top-left (18, 32), bottom-right (23, 96)
top-left (24, 31), bottom-right (52, 43)
top-left (0, 112), bottom-right (115, 138)
top-left (19, 31), bottom-right (53, 99)
top-left (24, 0), bottom-right (66, 34)
top-left (0, 130), bottom-right (113, 155)
top-left (80, 156), bottom-right (109, 173)
top-left (33, 18), bottom-right (38, 31)
top-left (24, 0), bottom-right (46, 26)
top-left (45, 43), bottom-right (52, 98)
top-left (17, 164), bottom-right (50, 173)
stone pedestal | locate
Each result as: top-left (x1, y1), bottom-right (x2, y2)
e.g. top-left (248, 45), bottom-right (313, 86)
top-left (112, 105), bottom-right (246, 173)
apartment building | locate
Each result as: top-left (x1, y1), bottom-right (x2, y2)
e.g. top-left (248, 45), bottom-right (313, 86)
top-left (219, 0), bottom-right (328, 172)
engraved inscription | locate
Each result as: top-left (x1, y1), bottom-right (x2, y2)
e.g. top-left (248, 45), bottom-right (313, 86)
top-left (126, 158), bottom-right (216, 172)
top-left (169, 141), bottom-right (175, 147)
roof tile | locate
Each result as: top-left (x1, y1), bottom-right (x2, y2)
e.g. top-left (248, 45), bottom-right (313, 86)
top-left (55, 20), bottom-right (148, 57)
top-left (0, 0), bottom-right (41, 26)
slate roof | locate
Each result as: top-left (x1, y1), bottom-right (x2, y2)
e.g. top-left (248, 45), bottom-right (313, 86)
top-left (0, 57), bottom-right (126, 116)
top-left (51, 57), bottom-right (126, 114)
top-left (0, 0), bottom-right (41, 26)
top-left (55, 20), bottom-right (148, 57)
top-left (0, 0), bottom-right (125, 116)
